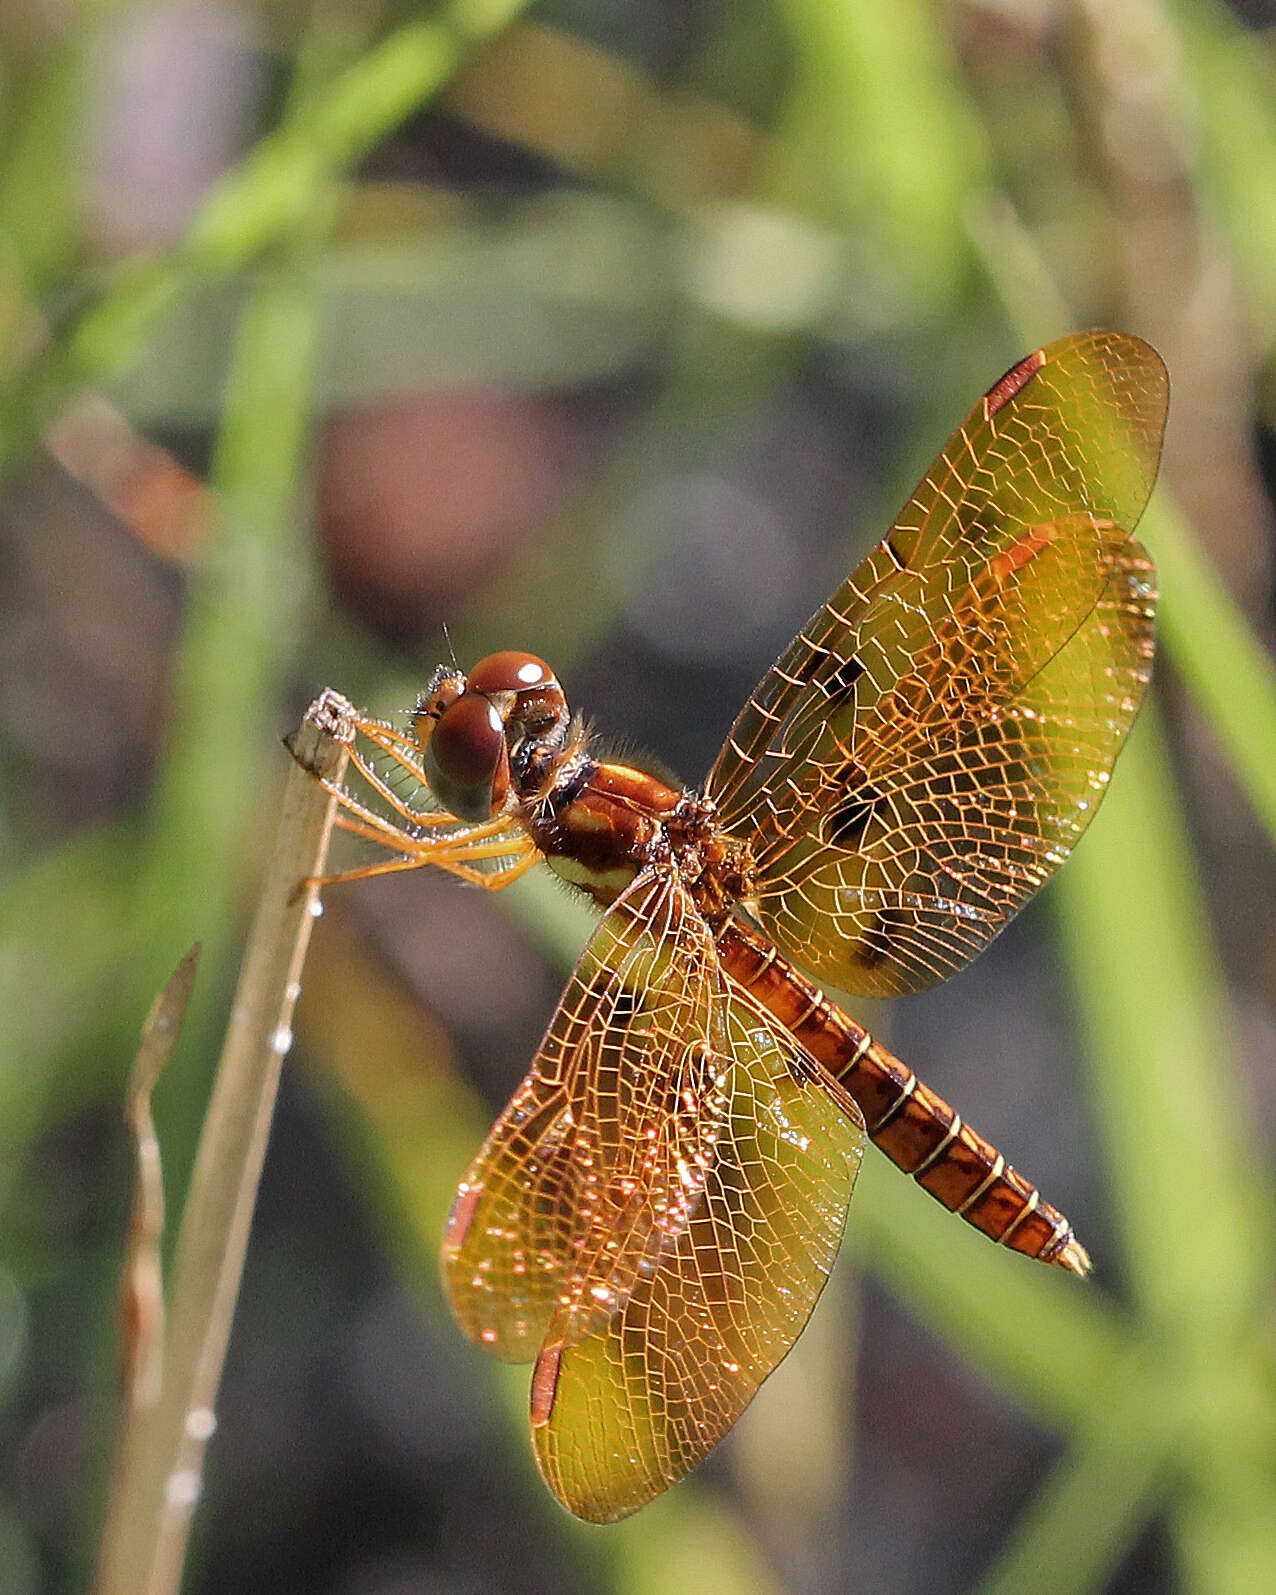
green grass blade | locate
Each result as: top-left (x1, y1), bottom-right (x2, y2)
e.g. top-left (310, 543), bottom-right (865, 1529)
top-left (1174, 0), bottom-right (1276, 341)
top-left (972, 1352), bottom-right (1177, 1595)
top-left (127, 257), bottom-right (326, 1196)
top-left (773, 0), bottom-right (984, 303)
top-left (0, 5), bottom-right (532, 481)
top-left (1054, 701), bottom-right (1268, 1326)
top-left (1149, 500), bottom-right (1276, 845)
top-left (1054, 700), bottom-right (1276, 1595)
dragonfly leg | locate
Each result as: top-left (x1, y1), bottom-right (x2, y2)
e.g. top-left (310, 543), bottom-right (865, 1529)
top-left (307, 837), bottom-right (539, 891)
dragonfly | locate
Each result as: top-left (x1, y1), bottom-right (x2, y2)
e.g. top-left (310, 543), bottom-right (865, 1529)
top-left (307, 329), bottom-right (1167, 1523)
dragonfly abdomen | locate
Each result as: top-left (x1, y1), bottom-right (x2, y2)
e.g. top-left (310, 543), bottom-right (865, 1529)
top-left (718, 920), bottom-right (1091, 1276)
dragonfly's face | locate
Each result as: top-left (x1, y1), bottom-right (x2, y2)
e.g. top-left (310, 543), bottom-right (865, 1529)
top-left (413, 650), bottom-right (568, 821)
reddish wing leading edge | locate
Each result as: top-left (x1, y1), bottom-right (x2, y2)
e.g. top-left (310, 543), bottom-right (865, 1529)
top-left (305, 330), bottom-right (1168, 1522)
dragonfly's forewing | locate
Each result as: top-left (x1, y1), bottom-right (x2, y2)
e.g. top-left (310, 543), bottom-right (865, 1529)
top-left (707, 330), bottom-right (1167, 997)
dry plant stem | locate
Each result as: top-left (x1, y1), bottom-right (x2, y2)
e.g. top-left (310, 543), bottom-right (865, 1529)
top-left (124, 946), bottom-right (203, 1409)
top-left (94, 946), bottom-right (202, 1592)
top-left (93, 695), bottom-right (351, 1595)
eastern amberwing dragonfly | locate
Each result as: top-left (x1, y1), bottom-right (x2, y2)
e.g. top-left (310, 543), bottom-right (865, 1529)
top-left (307, 330), bottom-right (1167, 1522)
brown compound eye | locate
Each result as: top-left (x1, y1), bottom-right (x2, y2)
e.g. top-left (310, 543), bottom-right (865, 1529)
top-left (467, 650), bottom-right (569, 751)
top-left (466, 650), bottom-right (554, 695)
top-left (424, 691), bottom-right (511, 821)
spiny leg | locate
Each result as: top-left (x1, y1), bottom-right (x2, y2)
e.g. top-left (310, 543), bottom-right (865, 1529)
top-left (436, 845), bottom-right (542, 890)
top-left (333, 812), bottom-right (425, 853)
top-left (345, 739), bottom-right (460, 830)
top-left (354, 717), bottom-right (421, 756)
top-left (312, 711), bottom-right (458, 831)
top-left (310, 718), bottom-right (542, 888)
top-left (331, 804), bottom-right (530, 863)
top-left (308, 837), bottom-right (540, 891)
top-left (307, 855), bottom-right (458, 889)
top-left (355, 721), bottom-right (446, 792)
top-left (316, 776), bottom-right (430, 850)
top-left (318, 772), bottom-right (513, 852)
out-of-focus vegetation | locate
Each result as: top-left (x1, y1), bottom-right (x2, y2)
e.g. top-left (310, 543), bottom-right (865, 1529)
top-left (1, 3), bottom-right (1274, 1594)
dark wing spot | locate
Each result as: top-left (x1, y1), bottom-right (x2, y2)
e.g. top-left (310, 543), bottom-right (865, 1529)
top-left (608, 988), bottom-right (641, 1026)
top-left (883, 536), bottom-right (908, 570)
top-left (854, 908), bottom-right (908, 970)
top-left (826, 783), bottom-right (884, 849)
top-left (826, 654), bottom-right (865, 701)
top-left (581, 973), bottom-right (643, 1033)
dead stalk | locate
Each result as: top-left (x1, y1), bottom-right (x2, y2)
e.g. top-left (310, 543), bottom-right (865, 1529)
top-left (94, 693), bottom-right (352, 1595)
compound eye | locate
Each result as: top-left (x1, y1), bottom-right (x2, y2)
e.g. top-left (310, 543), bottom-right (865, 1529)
top-left (424, 692), bottom-right (510, 821)
top-left (466, 650), bottom-right (554, 695)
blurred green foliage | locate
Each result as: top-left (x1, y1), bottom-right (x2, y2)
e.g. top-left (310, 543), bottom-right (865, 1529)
top-left (1, 3), bottom-right (1275, 1594)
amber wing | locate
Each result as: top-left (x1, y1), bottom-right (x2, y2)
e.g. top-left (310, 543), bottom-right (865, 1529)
top-left (530, 931), bottom-right (865, 1521)
top-left (443, 867), bottom-right (865, 1521)
top-left (442, 868), bottom-right (728, 1361)
top-left (707, 330), bottom-right (1167, 997)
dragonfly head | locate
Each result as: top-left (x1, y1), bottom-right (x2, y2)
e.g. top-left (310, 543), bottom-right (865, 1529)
top-left (412, 650), bottom-right (569, 821)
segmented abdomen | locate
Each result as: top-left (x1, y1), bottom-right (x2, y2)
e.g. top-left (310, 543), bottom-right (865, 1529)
top-left (718, 919), bottom-right (1090, 1274)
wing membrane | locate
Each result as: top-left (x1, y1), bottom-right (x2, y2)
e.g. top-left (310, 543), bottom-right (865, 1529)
top-left (707, 330), bottom-right (1166, 996)
top-left (442, 867), bottom-right (730, 1360)
top-left (531, 975), bottom-right (866, 1523)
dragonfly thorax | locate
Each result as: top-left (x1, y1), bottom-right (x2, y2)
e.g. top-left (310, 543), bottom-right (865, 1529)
top-left (533, 766), bottom-right (757, 919)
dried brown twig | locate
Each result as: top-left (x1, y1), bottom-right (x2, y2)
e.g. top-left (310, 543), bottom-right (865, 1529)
top-left (94, 693), bottom-right (352, 1595)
